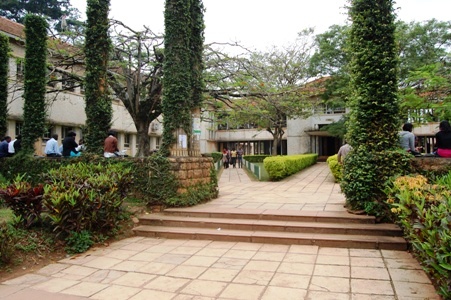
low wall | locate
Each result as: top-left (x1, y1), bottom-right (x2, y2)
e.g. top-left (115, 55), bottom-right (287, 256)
top-left (411, 157), bottom-right (451, 174)
top-left (243, 160), bottom-right (269, 181)
top-left (168, 156), bottom-right (215, 194)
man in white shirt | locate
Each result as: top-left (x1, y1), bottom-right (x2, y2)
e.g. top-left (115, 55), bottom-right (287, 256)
top-left (45, 134), bottom-right (62, 157)
top-left (8, 135), bottom-right (20, 156)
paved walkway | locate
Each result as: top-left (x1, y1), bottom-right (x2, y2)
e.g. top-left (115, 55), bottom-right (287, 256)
top-left (0, 163), bottom-right (441, 300)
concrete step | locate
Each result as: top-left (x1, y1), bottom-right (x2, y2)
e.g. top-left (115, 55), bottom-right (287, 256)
top-left (138, 214), bottom-right (403, 237)
top-left (133, 225), bottom-right (407, 250)
top-left (162, 207), bottom-right (377, 224)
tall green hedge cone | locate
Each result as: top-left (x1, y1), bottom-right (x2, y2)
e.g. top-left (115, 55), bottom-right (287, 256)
top-left (0, 33), bottom-right (9, 137)
top-left (341, 0), bottom-right (412, 218)
top-left (22, 15), bottom-right (48, 153)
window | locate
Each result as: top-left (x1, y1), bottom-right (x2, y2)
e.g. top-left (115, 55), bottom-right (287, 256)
top-left (124, 133), bottom-right (130, 148)
top-left (15, 122), bottom-right (23, 136)
top-left (62, 126), bottom-right (73, 138)
top-left (42, 127), bottom-right (52, 141)
top-left (16, 60), bottom-right (24, 80)
top-left (155, 137), bottom-right (160, 149)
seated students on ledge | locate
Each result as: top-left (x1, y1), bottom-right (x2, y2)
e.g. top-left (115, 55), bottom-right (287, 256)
top-left (435, 120), bottom-right (451, 158)
top-left (399, 123), bottom-right (421, 156)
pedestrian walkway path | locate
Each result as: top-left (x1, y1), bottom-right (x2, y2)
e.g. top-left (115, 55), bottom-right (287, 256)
top-left (0, 163), bottom-right (441, 300)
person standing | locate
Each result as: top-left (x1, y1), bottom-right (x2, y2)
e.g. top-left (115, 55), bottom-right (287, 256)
top-left (104, 130), bottom-right (119, 158)
top-left (62, 131), bottom-right (80, 157)
top-left (337, 142), bottom-right (352, 164)
top-left (45, 134), bottom-right (62, 157)
top-left (0, 136), bottom-right (11, 158)
top-left (230, 148), bottom-right (237, 168)
top-left (237, 146), bottom-right (244, 168)
top-left (435, 120), bottom-right (451, 157)
top-left (222, 147), bottom-right (229, 169)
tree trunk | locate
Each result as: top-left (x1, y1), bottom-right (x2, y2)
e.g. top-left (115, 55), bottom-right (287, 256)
top-left (135, 119), bottom-right (151, 157)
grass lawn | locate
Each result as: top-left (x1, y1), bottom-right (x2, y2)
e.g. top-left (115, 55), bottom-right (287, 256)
top-left (0, 208), bottom-right (13, 223)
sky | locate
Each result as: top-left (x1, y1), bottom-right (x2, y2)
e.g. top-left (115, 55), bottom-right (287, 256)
top-left (70, 0), bottom-right (451, 52)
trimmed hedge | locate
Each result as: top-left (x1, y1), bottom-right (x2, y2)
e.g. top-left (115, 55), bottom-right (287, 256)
top-left (244, 155), bottom-right (271, 163)
top-left (326, 154), bottom-right (342, 182)
top-left (264, 154), bottom-right (318, 181)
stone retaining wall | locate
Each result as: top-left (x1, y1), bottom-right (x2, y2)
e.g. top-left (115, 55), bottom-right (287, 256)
top-left (412, 157), bottom-right (451, 173)
top-left (168, 157), bottom-right (214, 194)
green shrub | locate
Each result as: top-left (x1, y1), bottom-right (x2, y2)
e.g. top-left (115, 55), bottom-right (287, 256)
top-left (0, 222), bottom-right (14, 266)
top-left (386, 174), bottom-right (451, 298)
top-left (326, 154), bottom-right (342, 182)
top-left (264, 154), bottom-right (318, 181)
top-left (341, 149), bottom-right (412, 218)
top-left (65, 230), bottom-right (94, 254)
top-left (205, 152), bottom-right (222, 163)
top-left (0, 174), bottom-right (44, 227)
top-left (42, 162), bottom-right (132, 237)
top-left (243, 155), bottom-right (271, 163)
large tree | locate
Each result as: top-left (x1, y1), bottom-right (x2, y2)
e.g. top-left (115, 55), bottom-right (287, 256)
top-left (21, 15), bottom-right (48, 153)
top-left (108, 21), bottom-right (163, 157)
top-left (84, 0), bottom-right (112, 154)
top-left (0, 33), bottom-right (9, 137)
top-left (209, 29), bottom-right (316, 155)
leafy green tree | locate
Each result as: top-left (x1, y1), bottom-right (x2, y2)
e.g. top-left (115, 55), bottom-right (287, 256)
top-left (341, 0), bottom-right (412, 216)
top-left (21, 15), bottom-right (48, 153)
top-left (84, 0), bottom-right (112, 154)
top-left (0, 34), bottom-right (9, 137)
top-left (209, 29), bottom-right (316, 155)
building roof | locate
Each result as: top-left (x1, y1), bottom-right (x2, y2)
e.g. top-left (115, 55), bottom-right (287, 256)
top-left (0, 16), bottom-right (25, 39)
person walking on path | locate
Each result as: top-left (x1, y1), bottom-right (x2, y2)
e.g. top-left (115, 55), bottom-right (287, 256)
top-left (237, 146), bottom-right (244, 168)
top-left (222, 147), bottom-right (230, 169)
top-left (230, 148), bottom-right (237, 168)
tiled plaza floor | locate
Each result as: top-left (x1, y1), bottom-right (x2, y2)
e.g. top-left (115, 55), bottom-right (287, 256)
top-left (0, 163), bottom-right (441, 300)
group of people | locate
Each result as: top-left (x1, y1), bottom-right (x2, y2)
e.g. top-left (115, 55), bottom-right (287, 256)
top-left (222, 147), bottom-right (244, 168)
top-left (399, 120), bottom-right (451, 158)
top-left (44, 130), bottom-right (123, 158)
top-left (0, 135), bottom-right (21, 158)
top-left (337, 120), bottom-right (451, 164)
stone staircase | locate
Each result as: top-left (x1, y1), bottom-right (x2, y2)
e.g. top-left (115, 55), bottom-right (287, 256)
top-left (133, 207), bottom-right (407, 250)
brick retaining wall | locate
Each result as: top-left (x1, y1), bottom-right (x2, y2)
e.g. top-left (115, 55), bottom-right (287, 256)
top-left (168, 157), bottom-right (214, 194)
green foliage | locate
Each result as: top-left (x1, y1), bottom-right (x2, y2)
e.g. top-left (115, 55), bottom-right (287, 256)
top-left (0, 33), bottom-right (9, 137)
top-left (0, 222), bottom-right (14, 265)
top-left (65, 230), bottom-right (94, 254)
top-left (42, 162), bottom-right (132, 237)
top-left (162, 0), bottom-right (205, 155)
top-left (342, 0), bottom-right (403, 217)
top-left (264, 154), bottom-right (318, 181)
top-left (0, 0), bottom-right (76, 25)
top-left (0, 174), bottom-right (44, 228)
top-left (326, 154), bottom-right (342, 182)
top-left (243, 155), bottom-right (271, 163)
top-left (84, 0), bottom-right (112, 154)
top-left (341, 149), bottom-right (413, 217)
top-left (209, 152), bottom-right (222, 163)
top-left (131, 154), bottom-right (178, 206)
top-left (386, 174), bottom-right (451, 298)
top-left (22, 15), bottom-right (48, 153)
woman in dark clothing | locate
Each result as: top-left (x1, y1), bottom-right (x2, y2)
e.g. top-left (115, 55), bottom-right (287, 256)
top-left (435, 120), bottom-right (451, 158)
top-left (62, 131), bottom-right (80, 157)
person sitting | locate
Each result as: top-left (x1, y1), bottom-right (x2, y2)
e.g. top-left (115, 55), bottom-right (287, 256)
top-left (435, 120), bottom-right (451, 158)
top-left (0, 136), bottom-right (11, 158)
top-left (399, 123), bottom-right (421, 156)
top-left (75, 138), bottom-right (86, 152)
top-left (7, 135), bottom-right (21, 156)
top-left (104, 130), bottom-right (120, 158)
top-left (62, 131), bottom-right (81, 157)
top-left (45, 134), bottom-right (62, 157)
